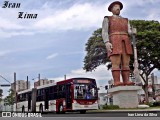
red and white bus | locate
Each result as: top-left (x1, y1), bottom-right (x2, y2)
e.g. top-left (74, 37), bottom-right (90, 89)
top-left (14, 77), bottom-right (98, 114)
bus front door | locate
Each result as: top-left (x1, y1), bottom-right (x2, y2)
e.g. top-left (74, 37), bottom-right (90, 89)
top-left (66, 84), bottom-right (72, 109)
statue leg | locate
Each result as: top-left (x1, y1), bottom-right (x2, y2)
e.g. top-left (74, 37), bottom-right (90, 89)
top-left (121, 41), bottom-right (134, 85)
top-left (121, 67), bottom-right (134, 85)
top-left (110, 55), bottom-right (123, 86)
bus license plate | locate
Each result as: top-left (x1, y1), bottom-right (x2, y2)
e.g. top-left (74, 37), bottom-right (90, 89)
top-left (84, 105), bottom-right (88, 107)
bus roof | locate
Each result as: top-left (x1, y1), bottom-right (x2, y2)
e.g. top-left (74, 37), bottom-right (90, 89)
top-left (71, 77), bottom-right (95, 80)
top-left (36, 82), bottom-right (56, 90)
top-left (18, 88), bottom-right (32, 94)
top-left (58, 77), bottom-right (95, 81)
top-left (57, 77), bottom-right (96, 84)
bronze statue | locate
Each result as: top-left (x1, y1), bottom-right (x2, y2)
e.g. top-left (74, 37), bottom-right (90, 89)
top-left (102, 1), bottom-right (135, 86)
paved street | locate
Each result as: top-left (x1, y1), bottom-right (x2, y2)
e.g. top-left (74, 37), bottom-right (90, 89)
top-left (41, 110), bottom-right (160, 117)
top-left (0, 110), bottom-right (160, 118)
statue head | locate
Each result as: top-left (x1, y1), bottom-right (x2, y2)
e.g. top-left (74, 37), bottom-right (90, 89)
top-left (108, 1), bottom-right (123, 15)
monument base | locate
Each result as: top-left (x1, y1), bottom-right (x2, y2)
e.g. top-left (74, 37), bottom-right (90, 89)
top-left (108, 86), bottom-right (142, 108)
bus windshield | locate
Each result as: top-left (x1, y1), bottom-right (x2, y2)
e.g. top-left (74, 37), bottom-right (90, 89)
top-left (74, 79), bottom-right (98, 100)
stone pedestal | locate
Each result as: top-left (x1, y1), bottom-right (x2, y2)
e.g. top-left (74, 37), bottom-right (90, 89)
top-left (108, 86), bottom-right (142, 108)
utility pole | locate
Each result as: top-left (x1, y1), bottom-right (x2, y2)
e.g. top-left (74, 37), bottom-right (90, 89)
top-left (38, 74), bottom-right (40, 81)
top-left (64, 75), bottom-right (66, 80)
top-left (151, 73), bottom-right (155, 99)
top-left (14, 72), bottom-right (16, 111)
top-left (27, 76), bottom-right (29, 89)
top-left (38, 73), bottom-right (41, 86)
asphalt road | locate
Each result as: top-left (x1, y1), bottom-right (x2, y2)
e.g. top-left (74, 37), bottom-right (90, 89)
top-left (41, 111), bottom-right (160, 117)
top-left (0, 111), bottom-right (160, 120)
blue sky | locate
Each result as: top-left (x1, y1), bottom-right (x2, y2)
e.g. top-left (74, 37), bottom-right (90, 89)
top-left (0, 0), bottom-right (160, 96)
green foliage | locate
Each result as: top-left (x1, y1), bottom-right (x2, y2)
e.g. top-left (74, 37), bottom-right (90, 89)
top-left (130, 20), bottom-right (160, 73)
top-left (148, 101), bottom-right (160, 107)
top-left (148, 102), bottom-right (154, 107)
top-left (83, 28), bottom-right (109, 72)
top-left (5, 89), bottom-right (15, 105)
top-left (102, 105), bottom-right (119, 109)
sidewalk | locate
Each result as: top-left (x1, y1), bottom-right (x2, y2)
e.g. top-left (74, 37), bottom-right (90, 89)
top-left (89, 107), bottom-right (160, 112)
top-left (106, 108), bottom-right (160, 112)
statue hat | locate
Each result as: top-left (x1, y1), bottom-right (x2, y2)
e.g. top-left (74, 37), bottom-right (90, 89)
top-left (108, 1), bottom-right (123, 12)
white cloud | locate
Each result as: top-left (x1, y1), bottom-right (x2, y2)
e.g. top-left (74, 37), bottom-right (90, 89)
top-left (147, 9), bottom-right (160, 21)
top-left (46, 53), bottom-right (58, 60)
top-left (62, 51), bottom-right (84, 55)
top-left (0, 50), bottom-right (11, 57)
top-left (0, 2), bottom-right (110, 38)
top-left (34, 3), bottom-right (109, 31)
top-left (1, 0), bottom-right (159, 39)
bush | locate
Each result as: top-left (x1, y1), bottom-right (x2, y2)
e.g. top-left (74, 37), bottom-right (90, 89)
top-left (102, 105), bottom-right (119, 109)
top-left (148, 102), bottom-right (154, 107)
top-left (153, 101), bottom-right (160, 106)
top-left (148, 101), bottom-right (160, 107)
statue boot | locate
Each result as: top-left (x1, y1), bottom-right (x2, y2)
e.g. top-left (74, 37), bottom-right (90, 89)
top-left (122, 68), bottom-right (134, 86)
top-left (112, 69), bottom-right (124, 86)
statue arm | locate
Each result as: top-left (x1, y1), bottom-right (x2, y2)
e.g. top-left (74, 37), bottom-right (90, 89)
top-left (102, 17), bottom-right (113, 53)
top-left (102, 17), bottom-right (109, 43)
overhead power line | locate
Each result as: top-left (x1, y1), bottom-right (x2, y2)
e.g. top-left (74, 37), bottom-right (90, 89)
top-left (0, 75), bottom-right (11, 84)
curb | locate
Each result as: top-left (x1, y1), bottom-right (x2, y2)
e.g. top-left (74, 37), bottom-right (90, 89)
top-left (88, 109), bottom-right (160, 112)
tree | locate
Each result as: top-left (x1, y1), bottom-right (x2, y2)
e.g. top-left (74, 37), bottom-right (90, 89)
top-left (83, 28), bottom-right (109, 72)
top-left (0, 89), bottom-right (3, 102)
top-left (83, 20), bottom-right (160, 103)
top-left (5, 89), bottom-right (15, 106)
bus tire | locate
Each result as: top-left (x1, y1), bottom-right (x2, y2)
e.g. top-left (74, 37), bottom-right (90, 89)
top-left (59, 104), bottom-right (65, 114)
top-left (80, 110), bottom-right (86, 114)
top-left (22, 106), bottom-right (25, 113)
top-left (39, 104), bottom-right (43, 113)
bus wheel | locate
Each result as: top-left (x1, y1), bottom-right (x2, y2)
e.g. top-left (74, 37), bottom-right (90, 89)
top-left (22, 106), bottom-right (25, 113)
top-left (59, 104), bottom-right (65, 114)
top-left (39, 104), bottom-right (43, 113)
top-left (80, 110), bottom-right (86, 114)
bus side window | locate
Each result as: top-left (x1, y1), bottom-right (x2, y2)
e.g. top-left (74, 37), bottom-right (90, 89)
top-left (20, 94), bottom-right (22, 102)
top-left (50, 87), bottom-right (54, 93)
top-left (53, 86), bottom-right (57, 99)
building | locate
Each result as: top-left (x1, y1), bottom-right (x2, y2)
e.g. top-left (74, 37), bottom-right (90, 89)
top-left (153, 84), bottom-right (160, 101)
top-left (98, 93), bottom-right (107, 104)
top-left (148, 74), bottom-right (158, 85)
top-left (34, 79), bottom-right (55, 88)
top-left (11, 80), bottom-right (30, 92)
